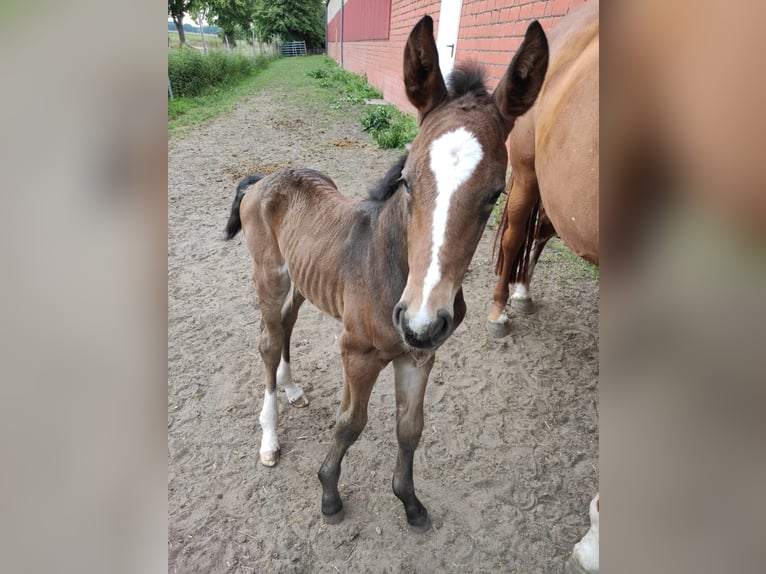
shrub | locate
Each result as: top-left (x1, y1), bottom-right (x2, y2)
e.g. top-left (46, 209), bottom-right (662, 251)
top-left (362, 105), bottom-right (418, 149)
top-left (168, 48), bottom-right (263, 98)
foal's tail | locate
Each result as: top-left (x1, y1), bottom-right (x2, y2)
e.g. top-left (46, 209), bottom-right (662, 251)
top-left (224, 174), bottom-right (265, 240)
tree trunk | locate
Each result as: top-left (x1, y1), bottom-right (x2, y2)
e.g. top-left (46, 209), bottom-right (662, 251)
top-left (172, 14), bottom-right (186, 45)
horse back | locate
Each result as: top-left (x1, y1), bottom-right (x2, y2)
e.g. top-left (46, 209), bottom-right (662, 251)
top-left (534, 0), bottom-right (599, 265)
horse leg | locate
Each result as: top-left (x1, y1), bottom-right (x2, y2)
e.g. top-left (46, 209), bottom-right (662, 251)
top-left (277, 285), bottom-right (309, 408)
top-left (253, 264), bottom-right (292, 467)
top-left (391, 353), bottom-right (435, 532)
top-left (317, 336), bottom-right (383, 524)
top-left (487, 171), bottom-right (540, 337)
top-left (565, 493), bottom-right (600, 574)
top-left (510, 210), bottom-right (556, 313)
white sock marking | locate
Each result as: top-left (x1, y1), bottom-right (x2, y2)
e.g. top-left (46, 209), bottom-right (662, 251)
top-left (410, 127), bottom-right (483, 333)
top-left (511, 283), bottom-right (530, 300)
top-left (572, 494), bottom-right (599, 572)
top-left (259, 389), bottom-right (279, 455)
top-left (277, 358), bottom-right (304, 403)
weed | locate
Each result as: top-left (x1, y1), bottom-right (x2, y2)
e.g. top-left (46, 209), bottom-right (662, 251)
top-left (361, 105), bottom-right (418, 149)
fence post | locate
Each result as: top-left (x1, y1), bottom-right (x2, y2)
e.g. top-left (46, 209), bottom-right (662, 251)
top-left (197, 12), bottom-right (208, 56)
top-left (225, 35), bottom-right (231, 54)
top-left (168, 74), bottom-right (173, 100)
top-left (252, 28), bottom-right (257, 62)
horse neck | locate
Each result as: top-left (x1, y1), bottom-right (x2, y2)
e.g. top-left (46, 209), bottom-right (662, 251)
top-left (371, 191), bottom-right (409, 299)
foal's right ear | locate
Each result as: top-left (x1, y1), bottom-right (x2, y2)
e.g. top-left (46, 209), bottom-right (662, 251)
top-left (493, 20), bottom-right (549, 132)
top-left (403, 15), bottom-right (448, 122)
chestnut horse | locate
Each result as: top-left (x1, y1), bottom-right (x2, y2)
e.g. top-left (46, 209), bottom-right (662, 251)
top-left (487, 0), bottom-right (599, 338)
top-left (224, 16), bottom-right (548, 530)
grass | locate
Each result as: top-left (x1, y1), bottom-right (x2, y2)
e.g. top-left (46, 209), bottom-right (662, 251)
top-left (168, 55), bottom-right (356, 136)
top-left (540, 237), bottom-right (600, 280)
top-left (360, 105), bottom-right (418, 149)
top-left (306, 57), bottom-right (418, 149)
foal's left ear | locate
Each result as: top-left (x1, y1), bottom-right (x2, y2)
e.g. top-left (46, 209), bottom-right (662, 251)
top-left (403, 15), bottom-right (449, 122)
top-left (493, 20), bottom-right (549, 132)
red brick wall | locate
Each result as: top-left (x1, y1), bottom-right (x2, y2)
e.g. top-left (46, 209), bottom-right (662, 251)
top-left (327, 0), bottom-right (588, 114)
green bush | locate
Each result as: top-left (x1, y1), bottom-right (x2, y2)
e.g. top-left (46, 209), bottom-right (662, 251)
top-left (168, 48), bottom-right (263, 98)
top-left (362, 105), bottom-right (418, 149)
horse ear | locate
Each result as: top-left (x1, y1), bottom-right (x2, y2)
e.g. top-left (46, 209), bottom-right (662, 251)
top-left (403, 15), bottom-right (448, 122)
top-left (493, 20), bottom-right (549, 131)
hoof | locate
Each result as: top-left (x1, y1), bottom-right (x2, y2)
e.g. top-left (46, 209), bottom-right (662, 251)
top-left (288, 393), bottom-right (309, 408)
top-left (510, 297), bottom-right (536, 314)
top-left (408, 513), bottom-right (432, 533)
top-left (260, 450), bottom-right (280, 467)
top-left (486, 314), bottom-right (511, 338)
top-left (322, 507), bottom-right (345, 525)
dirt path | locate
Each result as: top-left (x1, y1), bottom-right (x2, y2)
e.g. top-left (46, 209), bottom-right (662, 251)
top-left (168, 56), bottom-right (598, 574)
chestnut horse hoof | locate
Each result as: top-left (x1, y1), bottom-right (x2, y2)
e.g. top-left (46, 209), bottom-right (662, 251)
top-left (260, 450), bottom-right (280, 467)
top-left (322, 507), bottom-right (345, 525)
top-left (288, 393), bottom-right (309, 408)
top-left (510, 297), bottom-right (536, 314)
top-left (486, 314), bottom-right (512, 338)
top-left (408, 513), bottom-right (432, 533)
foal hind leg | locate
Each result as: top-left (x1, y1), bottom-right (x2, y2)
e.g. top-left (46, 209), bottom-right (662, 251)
top-left (317, 334), bottom-right (384, 524)
top-left (391, 354), bottom-right (435, 532)
top-left (253, 265), bottom-right (292, 467)
top-left (277, 286), bottom-right (309, 408)
top-left (488, 171), bottom-right (539, 337)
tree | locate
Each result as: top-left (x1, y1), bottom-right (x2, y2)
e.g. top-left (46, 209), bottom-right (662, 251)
top-left (168, 0), bottom-right (194, 44)
top-left (253, 0), bottom-right (325, 49)
top-left (204, 0), bottom-right (255, 46)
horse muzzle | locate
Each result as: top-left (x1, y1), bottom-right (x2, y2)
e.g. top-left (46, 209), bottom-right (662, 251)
top-left (393, 302), bottom-right (453, 349)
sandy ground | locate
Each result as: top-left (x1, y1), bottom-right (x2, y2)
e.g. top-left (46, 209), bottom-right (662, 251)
top-left (168, 58), bottom-right (598, 574)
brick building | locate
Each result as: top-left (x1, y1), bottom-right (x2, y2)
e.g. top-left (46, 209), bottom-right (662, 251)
top-left (326, 0), bottom-right (588, 114)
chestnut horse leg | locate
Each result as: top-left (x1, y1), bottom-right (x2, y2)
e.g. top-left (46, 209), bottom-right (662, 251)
top-left (487, 169), bottom-right (540, 337)
top-left (317, 334), bottom-right (384, 524)
top-left (391, 353), bottom-right (435, 532)
top-left (509, 209), bottom-right (556, 312)
top-left (253, 263), bottom-right (292, 467)
top-left (276, 285), bottom-right (309, 408)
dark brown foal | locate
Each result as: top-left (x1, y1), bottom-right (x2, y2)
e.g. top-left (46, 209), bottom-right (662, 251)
top-left (225, 16), bottom-right (549, 530)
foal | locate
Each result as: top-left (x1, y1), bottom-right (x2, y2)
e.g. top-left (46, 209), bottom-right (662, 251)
top-left (225, 16), bottom-right (549, 531)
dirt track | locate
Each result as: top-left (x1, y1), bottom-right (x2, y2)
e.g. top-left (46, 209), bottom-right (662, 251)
top-left (168, 56), bottom-right (598, 573)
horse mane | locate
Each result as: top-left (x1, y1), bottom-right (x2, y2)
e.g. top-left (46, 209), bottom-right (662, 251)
top-left (447, 65), bottom-right (489, 99)
top-left (368, 154), bottom-right (408, 201)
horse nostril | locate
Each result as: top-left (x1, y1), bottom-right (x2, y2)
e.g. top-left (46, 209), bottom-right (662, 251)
top-left (393, 302), bottom-right (406, 329)
top-left (434, 309), bottom-right (453, 341)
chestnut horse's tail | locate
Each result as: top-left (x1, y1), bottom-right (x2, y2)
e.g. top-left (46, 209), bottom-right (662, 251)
top-left (492, 173), bottom-right (542, 286)
top-left (225, 174), bottom-right (265, 240)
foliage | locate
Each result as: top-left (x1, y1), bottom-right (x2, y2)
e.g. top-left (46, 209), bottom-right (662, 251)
top-left (253, 0), bottom-right (325, 48)
top-left (204, 0), bottom-right (253, 45)
top-left (306, 58), bottom-right (416, 149)
top-left (361, 105), bottom-right (418, 149)
top-left (168, 48), bottom-right (261, 97)
top-left (169, 55), bottom-right (324, 136)
top-left (306, 61), bottom-right (381, 106)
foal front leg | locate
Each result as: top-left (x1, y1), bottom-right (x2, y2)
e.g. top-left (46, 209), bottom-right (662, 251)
top-left (391, 353), bottom-right (435, 532)
top-left (317, 337), bottom-right (384, 524)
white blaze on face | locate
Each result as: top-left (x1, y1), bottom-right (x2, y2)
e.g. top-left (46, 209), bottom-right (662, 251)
top-left (409, 127), bottom-right (484, 333)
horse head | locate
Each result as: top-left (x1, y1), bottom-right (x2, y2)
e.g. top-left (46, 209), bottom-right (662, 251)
top-left (392, 15), bottom-right (549, 350)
